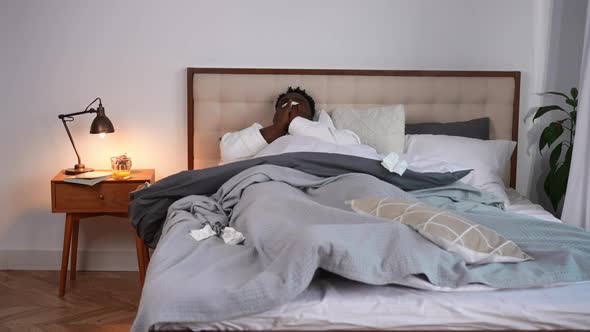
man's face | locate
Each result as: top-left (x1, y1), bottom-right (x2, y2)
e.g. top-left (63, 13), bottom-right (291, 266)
top-left (276, 92), bottom-right (313, 120)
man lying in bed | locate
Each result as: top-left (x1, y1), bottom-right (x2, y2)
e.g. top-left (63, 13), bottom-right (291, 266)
top-left (220, 87), bottom-right (360, 163)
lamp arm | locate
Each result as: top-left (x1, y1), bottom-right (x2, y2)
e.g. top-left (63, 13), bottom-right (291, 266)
top-left (56, 97), bottom-right (102, 119)
top-left (61, 117), bottom-right (82, 166)
top-left (58, 109), bottom-right (97, 119)
top-left (57, 97), bottom-right (106, 173)
top-left (84, 97), bottom-right (102, 112)
top-left (56, 108), bottom-right (97, 166)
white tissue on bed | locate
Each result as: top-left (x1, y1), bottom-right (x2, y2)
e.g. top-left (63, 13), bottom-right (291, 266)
top-left (190, 224), bottom-right (216, 242)
top-left (221, 227), bottom-right (245, 245)
top-left (381, 152), bottom-right (408, 175)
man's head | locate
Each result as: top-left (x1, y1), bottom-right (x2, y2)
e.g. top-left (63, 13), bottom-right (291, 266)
top-left (275, 87), bottom-right (316, 120)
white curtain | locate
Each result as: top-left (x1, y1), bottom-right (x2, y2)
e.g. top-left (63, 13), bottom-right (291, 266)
top-left (562, 4), bottom-right (590, 229)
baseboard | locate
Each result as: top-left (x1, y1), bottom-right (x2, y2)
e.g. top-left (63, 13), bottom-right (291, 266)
top-left (0, 250), bottom-right (139, 271)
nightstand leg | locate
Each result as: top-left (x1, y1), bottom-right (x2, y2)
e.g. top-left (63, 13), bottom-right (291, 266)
top-left (59, 213), bottom-right (73, 297)
top-left (135, 235), bottom-right (147, 286)
top-left (70, 215), bottom-right (80, 281)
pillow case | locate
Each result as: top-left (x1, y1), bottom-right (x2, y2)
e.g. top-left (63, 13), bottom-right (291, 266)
top-left (405, 117), bottom-right (490, 140)
top-left (405, 134), bottom-right (516, 207)
top-left (348, 197), bottom-right (532, 265)
top-left (331, 105), bottom-right (405, 154)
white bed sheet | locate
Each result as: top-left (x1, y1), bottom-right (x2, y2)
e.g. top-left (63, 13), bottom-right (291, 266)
top-left (505, 188), bottom-right (561, 223)
top-left (158, 186), bottom-right (575, 331)
top-left (160, 276), bottom-right (590, 331)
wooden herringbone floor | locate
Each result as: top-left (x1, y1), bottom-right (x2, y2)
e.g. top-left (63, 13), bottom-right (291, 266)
top-left (0, 271), bottom-right (140, 332)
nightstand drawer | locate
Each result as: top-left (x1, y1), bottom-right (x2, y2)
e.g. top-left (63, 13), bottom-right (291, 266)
top-left (53, 182), bottom-right (141, 213)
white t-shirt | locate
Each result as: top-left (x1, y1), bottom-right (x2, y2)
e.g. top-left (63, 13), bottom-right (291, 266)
top-left (220, 111), bottom-right (360, 164)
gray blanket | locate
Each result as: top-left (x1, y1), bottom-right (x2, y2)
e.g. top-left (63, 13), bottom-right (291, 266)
top-left (129, 152), bottom-right (470, 248)
top-left (132, 164), bottom-right (590, 332)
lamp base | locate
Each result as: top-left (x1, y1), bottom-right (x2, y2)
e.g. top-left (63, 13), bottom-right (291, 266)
top-left (64, 164), bottom-right (94, 175)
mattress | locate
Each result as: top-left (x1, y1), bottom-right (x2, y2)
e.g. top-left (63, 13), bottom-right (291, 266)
top-left (158, 189), bottom-right (582, 331)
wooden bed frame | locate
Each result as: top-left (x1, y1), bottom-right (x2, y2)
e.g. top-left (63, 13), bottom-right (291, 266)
top-left (187, 67), bottom-right (521, 187)
top-left (170, 68), bottom-right (587, 332)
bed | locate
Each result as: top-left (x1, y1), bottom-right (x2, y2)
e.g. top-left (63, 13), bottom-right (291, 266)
top-left (129, 68), bottom-right (590, 331)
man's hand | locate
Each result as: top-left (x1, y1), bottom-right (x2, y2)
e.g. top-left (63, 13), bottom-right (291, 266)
top-left (272, 106), bottom-right (291, 134)
top-left (260, 98), bottom-right (310, 144)
top-left (259, 109), bottom-right (288, 144)
top-left (289, 104), bottom-right (307, 122)
top-left (260, 101), bottom-right (299, 144)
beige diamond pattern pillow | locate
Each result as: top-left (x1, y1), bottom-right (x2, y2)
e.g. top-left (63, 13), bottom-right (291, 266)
top-left (348, 197), bottom-right (533, 265)
top-left (331, 105), bottom-right (405, 154)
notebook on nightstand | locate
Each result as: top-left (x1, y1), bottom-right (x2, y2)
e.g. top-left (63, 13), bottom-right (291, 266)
top-left (63, 171), bottom-right (112, 186)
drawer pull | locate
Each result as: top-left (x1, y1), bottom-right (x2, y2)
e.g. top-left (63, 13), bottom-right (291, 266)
top-left (98, 194), bottom-right (105, 200)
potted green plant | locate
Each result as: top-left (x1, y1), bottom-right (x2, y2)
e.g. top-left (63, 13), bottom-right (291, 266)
top-left (533, 87), bottom-right (578, 211)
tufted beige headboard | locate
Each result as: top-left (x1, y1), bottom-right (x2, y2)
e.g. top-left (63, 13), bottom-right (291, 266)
top-left (187, 68), bottom-right (520, 187)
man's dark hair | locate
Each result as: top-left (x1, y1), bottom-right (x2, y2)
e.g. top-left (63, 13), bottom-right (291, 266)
top-left (275, 86), bottom-right (316, 119)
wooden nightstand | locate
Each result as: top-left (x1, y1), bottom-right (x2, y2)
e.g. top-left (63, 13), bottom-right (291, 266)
top-left (51, 169), bottom-right (155, 297)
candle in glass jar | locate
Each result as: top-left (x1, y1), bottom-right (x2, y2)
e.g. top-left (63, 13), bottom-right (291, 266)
top-left (111, 154), bottom-right (132, 179)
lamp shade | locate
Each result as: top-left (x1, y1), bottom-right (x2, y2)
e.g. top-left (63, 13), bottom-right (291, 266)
top-left (89, 105), bottom-right (115, 134)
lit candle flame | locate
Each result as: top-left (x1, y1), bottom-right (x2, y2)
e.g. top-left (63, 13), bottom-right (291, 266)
top-left (99, 133), bottom-right (106, 138)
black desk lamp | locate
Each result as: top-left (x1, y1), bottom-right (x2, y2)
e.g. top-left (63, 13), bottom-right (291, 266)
top-left (58, 97), bottom-right (115, 175)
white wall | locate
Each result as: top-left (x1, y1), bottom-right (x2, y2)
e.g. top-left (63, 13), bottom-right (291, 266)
top-left (0, 0), bottom-right (561, 269)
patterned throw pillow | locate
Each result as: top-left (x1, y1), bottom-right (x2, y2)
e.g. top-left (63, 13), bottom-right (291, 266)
top-left (348, 198), bottom-right (532, 265)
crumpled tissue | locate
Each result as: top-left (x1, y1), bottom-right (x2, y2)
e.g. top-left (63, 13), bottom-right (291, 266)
top-left (220, 227), bottom-right (246, 245)
top-left (189, 224), bottom-right (217, 242)
top-left (381, 152), bottom-right (408, 175)
top-left (189, 224), bottom-right (245, 245)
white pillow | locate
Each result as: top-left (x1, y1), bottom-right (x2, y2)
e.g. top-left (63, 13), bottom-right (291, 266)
top-left (255, 135), bottom-right (381, 160)
top-left (405, 134), bottom-right (516, 207)
top-left (331, 105), bottom-right (405, 154)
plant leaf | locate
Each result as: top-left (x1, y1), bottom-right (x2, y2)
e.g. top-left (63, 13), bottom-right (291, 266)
top-left (539, 122), bottom-right (564, 150)
top-left (533, 105), bottom-right (566, 121)
top-left (541, 91), bottom-right (570, 99)
top-left (543, 170), bottom-right (552, 201)
top-left (549, 142), bottom-right (562, 170)
top-left (539, 130), bottom-right (548, 151)
top-left (539, 91), bottom-right (576, 109)
top-left (566, 98), bottom-right (578, 108)
top-left (564, 144), bottom-right (573, 167)
top-left (546, 177), bottom-right (561, 211)
top-left (545, 163), bottom-right (570, 211)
